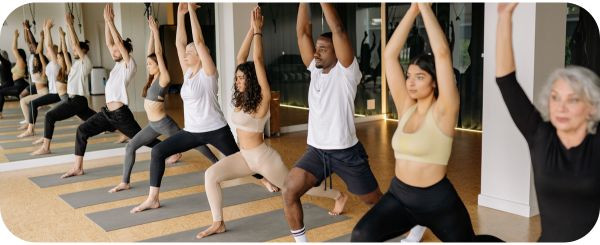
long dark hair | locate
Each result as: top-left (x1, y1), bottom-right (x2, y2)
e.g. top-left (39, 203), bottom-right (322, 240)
top-left (32, 54), bottom-right (48, 74)
top-left (142, 53), bottom-right (158, 98)
top-left (16, 49), bottom-right (28, 73)
top-left (232, 61), bottom-right (262, 114)
top-left (56, 51), bottom-right (71, 82)
top-left (408, 53), bottom-right (438, 98)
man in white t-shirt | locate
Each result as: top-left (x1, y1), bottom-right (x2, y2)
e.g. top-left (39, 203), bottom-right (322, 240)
top-left (61, 5), bottom-right (160, 179)
top-left (282, 3), bottom-right (382, 243)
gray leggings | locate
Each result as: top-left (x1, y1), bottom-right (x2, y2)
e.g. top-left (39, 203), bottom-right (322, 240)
top-left (122, 116), bottom-right (219, 183)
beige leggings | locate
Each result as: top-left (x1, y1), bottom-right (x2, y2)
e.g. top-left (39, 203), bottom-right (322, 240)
top-left (205, 142), bottom-right (341, 221)
top-left (20, 87), bottom-right (49, 122)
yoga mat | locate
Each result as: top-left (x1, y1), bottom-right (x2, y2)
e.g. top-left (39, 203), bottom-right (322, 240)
top-left (0, 118), bottom-right (79, 132)
top-left (143, 203), bottom-right (349, 242)
top-left (0, 126), bottom-right (79, 140)
top-left (60, 171), bottom-right (205, 208)
top-left (326, 233), bottom-right (406, 242)
top-left (5, 141), bottom-right (125, 161)
top-left (86, 184), bottom-right (280, 231)
top-left (29, 160), bottom-right (157, 188)
top-left (0, 132), bottom-right (115, 149)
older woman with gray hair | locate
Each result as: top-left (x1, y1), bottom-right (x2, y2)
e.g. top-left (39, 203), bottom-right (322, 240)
top-left (496, 3), bottom-right (599, 242)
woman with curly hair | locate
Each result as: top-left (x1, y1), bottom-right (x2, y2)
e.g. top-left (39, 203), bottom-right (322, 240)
top-left (196, 7), bottom-right (347, 239)
top-left (130, 3), bottom-right (276, 213)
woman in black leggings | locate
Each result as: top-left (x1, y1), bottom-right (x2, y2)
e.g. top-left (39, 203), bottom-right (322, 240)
top-left (130, 3), bottom-right (275, 213)
top-left (351, 3), bottom-right (500, 242)
top-left (496, 3), bottom-right (600, 242)
top-left (0, 30), bottom-right (29, 119)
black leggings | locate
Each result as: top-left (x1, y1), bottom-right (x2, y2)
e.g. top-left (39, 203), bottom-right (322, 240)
top-left (75, 105), bottom-right (159, 156)
top-left (0, 78), bottom-right (28, 112)
top-left (28, 93), bottom-right (61, 124)
top-left (351, 177), bottom-right (502, 242)
top-left (44, 95), bottom-right (96, 139)
top-left (148, 125), bottom-right (262, 187)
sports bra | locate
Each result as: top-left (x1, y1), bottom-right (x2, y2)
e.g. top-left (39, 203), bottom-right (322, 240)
top-left (11, 65), bottom-right (25, 78)
top-left (231, 109), bottom-right (269, 133)
top-left (31, 73), bottom-right (47, 84)
top-left (391, 104), bottom-right (453, 165)
top-left (145, 77), bottom-right (168, 102)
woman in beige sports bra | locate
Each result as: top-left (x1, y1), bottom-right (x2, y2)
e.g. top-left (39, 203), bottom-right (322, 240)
top-left (351, 3), bottom-right (501, 242)
top-left (195, 7), bottom-right (347, 239)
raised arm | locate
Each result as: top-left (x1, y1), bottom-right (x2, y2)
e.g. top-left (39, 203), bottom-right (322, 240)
top-left (105, 4), bottom-right (131, 63)
top-left (495, 3), bottom-right (541, 140)
top-left (146, 21), bottom-right (155, 57)
top-left (175, 3), bottom-right (189, 72)
top-left (149, 16), bottom-right (170, 87)
top-left (23, 20), bottom-right (38, 53)
top-left (188, 3), bottom-right (216, 76)
top-left (418, 3), bottom-right (459, 117)
top-left (384, 3), bottom-right (419, 116)
top-left (59, 27), bottom-right (71, 72)
top-left (44, 19), bottom-right (58, 62)
top-left (37, 31), bottom-right (47, 77)
top-left (320, 3), bottom-right (354, 67)
top-left (296, 3), bottom-right (315, 67)
top-left (251, 6), bottom-right (271, 116)
top-left (236, 27), bottom-right (253, 66)
top-left (496, 3), bottom-right (518, 77)
top-left (66, 13), bottom-right (85, 59)
top-left (11, 30), bottom-right (26, 69)
top-left (104, 5), bottom-right (115, 51)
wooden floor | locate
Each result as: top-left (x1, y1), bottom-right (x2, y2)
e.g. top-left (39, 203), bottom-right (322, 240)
top-left (0, 100), bottom-right (541, 242)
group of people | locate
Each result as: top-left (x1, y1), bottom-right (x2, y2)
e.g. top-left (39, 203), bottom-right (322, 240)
top-left (1, 2), bottom-right (597, 243)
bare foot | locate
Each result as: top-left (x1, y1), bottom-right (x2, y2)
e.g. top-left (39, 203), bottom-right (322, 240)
top-left (32, 138), bottom-right (44, 145)
top-left (329, 192), bottom-right (348, 216)
top-left (17, 124), bottom-right (28, 130)
top-left (61, 169), bottom-right (84, 179)
top-left (166, 153), bottom-right (182, 165)
top-left (108, 182), bottom-right (130, 193)
top-left (130, 198), bottom-right (160, 213)
top-left (260, 178), bottom-right (280, 192)
top-left (115, 134), bottom-right (128, 143)
top-left (17, 130), bottom-right (34, 138)
top-left (196, 221), bottom-right (226, 239)
top-left (31, 147), bottom-right (51, 155)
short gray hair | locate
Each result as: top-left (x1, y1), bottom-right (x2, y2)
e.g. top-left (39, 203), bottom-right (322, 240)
top-left (537, 66), bottom-right (600, 134)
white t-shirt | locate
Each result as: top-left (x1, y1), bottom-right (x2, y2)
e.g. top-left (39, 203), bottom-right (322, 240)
top-left (306, 58), bottom-right (362, 150)
top-left (105, 58), bottom-right (136, 105)
top-left (181, 68), bottom-right (227, 133)
top-left (45, 61), bottom-right (60, 94)
top-left (67, 54), bottom-right (92, 96)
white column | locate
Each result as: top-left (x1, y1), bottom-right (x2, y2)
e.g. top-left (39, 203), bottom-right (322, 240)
top-left (479, 3), bottom-right (566, 217)
top-left (215, 2), bottom-right (256, 137)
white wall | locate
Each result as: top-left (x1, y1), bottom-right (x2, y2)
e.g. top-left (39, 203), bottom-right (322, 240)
top-left (0, 3), bottom-right (72, 59)
top-left (479, 3), bottom-right (566, 217)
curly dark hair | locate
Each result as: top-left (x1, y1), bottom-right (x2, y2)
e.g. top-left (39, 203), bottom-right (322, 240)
top-left (232, 61), bottom-right (262, 114)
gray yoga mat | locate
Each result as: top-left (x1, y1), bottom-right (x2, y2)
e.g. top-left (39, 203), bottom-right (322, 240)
top-left (86, 184), bottom-right (280, 231)
top-left (5, 141), bottom-right (125, 161)
top-left (0, 131), bottom-right (116, 149)
top-left (0, 118), bottom-right (79, 132)
top-left (29, 160), bottom-right (185, 188)
top-left (60, 171), bottom-right (205, 208)
top-left (0, 125), bottom-right (78, 140)
top-left (326, 233), bottom-right (406, 242)
top-left (143, 203), bottom-right (349, 242)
